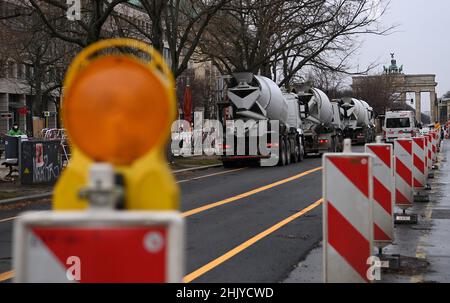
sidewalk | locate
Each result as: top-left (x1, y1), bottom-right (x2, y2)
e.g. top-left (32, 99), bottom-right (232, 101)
top-left (0, 158), bottom-right (53, 200)
top-left (284, 139), bottom-right (450, 283)
top-left (0, 155), bottom-right (222, 202)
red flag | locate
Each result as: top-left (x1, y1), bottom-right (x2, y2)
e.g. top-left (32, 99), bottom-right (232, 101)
top-left (183, 85), bottom-right (192, 124)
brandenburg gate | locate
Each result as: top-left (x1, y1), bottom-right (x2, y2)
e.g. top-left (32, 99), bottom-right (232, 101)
top-left (352, 54), bottom-right (438, 123)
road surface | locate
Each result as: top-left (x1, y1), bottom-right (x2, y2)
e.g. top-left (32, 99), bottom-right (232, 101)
top-left (1, 149), bottom-right (365, 283)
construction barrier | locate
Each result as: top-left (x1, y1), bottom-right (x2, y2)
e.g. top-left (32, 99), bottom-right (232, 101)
top-left (426, 134), bottom-right (433, 173)
top-left (431, 131), bottom-right (438, 163)
top-left (365, 143), bottom-right (394, 248)
top-left (14, 39), bottom-right (183, 283)
top-left (14, 212), bottom-right (183, 282)
top-left (424, 135), bottom-right (430, 177)
top-left (394, 139), bottom-right (413, 210)
top-left (412, 137), bottom-right (426, 191)
top-left (323, 151), bottom-right (373, 283)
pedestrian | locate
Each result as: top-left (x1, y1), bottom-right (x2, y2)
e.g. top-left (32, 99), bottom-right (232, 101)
top-left (7, 123), bottom-right (25, 136)
top-left (441, 127), bottom-right (445, 140)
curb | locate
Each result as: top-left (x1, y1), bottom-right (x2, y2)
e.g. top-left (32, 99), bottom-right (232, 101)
top-left (0, 164), bottom-right (223, 206)
top-left (0, 192), bottom-right (52, 206)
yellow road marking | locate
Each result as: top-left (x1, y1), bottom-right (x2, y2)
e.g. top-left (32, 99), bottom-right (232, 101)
top-left (182, 166), bottom-right (322, 217)
top-left (0, 168), bottom-right (247, 225)
top-left (183, 199), bottom-right (323, 283)
top-left (0, 166), bottom-right (322, 282)
top-left (0, 270), bottom-right (14, 282)
top-left (177, 168), bottom-right (245, 184)
top-left (0, 167), bottom-right (321, 222)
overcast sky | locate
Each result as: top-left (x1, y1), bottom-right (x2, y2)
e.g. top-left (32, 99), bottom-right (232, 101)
top-left (350, 0), bottom-right (450, 110)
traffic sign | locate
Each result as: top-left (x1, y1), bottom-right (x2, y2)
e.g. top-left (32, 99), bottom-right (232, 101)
top-left (14, 211), bottom-right (183, 282)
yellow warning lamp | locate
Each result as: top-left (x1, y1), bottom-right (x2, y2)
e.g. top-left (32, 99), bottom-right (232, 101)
top-left (54, 38), bottom-right (179, 211)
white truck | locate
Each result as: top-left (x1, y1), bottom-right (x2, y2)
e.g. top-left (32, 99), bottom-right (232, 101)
top-left (295, 86), bottom-right (344, 155)
top-left (383, 110), bottom-right (419, 143)
top-left (335, 97), bottom-right (375, 144)
top-left (217, 73), bottom-right (304, 167)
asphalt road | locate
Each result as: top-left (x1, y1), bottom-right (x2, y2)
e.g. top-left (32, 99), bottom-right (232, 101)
top-left (0, 148), bottom-right (366, 283)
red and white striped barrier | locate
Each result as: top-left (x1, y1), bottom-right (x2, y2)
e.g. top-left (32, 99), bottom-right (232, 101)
top-left (426, 134), bottom-right (433, 171)
top-left (365, 143), bottom-right (394, 248)
top-left (323, 152), bottom-right (373, 283)
top-left (431, 131), bottom-right (438, 163)
top-left (424, 135), bottom-right (430, 176)
top-left (14, 212), bottom-right (184, 282)
top-left (412, 137), bottom-right (426, 191)
top-left (394, 139), bottom-right (413, 210)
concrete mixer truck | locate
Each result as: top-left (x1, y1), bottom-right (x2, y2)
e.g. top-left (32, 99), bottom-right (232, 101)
top-left (335, 97), bottom-right (375, 144)
top-left (216, 72), bottom-right (304, 167)
top-left (295, 86), bottom-right (344, 155)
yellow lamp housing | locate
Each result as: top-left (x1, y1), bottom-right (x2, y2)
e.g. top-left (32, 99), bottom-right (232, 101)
top-left (54, 38), bottom-right (179, 211)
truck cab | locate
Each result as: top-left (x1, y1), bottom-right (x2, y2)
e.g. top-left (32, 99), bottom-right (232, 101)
top-left (383, 111), bottom-right (419, 143)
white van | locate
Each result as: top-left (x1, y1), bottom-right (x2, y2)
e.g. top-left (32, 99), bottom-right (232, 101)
top-left (383, 111), bottom-right (419, 143)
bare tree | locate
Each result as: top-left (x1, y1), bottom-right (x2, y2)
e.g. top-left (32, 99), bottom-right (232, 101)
top-left (198, 0), bottom-right (395, 87)
top-left (113, 0), bottom-right (229, 78)
top-left (304, 67), bottom-right (347, 99)
top-left (1, 7), bottom-right (76, 117)
top-left (352, 74), bottom-right (399, 115)
top-left (0, 5), bottom-right (78, 136)
top-left (27, 0), bottom-right (129, 47)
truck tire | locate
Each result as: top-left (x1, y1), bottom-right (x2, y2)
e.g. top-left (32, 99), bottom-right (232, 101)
top-left (278, 138), bottom-right (287, 166)
top-left (286, 139), bottom-right (292, 165)
top-left (292, 139), bottom-right (300, 163)
top-left (298, 142), bottom-right (305, 162)
top-left (328, 137), bottom-right (335, 152)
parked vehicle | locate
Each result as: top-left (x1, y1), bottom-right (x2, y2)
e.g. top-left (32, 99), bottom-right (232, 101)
top-left (383, 110), bottom-right (419, 143)
top-left (334, 98), bottom-right (375, 144)
top-left (296, 86), bottom-right (344, 155)
top-left (217, 72), bottom-right (304, 167)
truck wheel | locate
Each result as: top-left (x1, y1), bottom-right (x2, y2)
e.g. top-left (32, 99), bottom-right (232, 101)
top-left (292, 140), bottom-right (299, 163)
top-left (286, 139), bottom-right (292, 165)
top-left (298, 141), bottom-right (304, 162)
top-left (301, 139), bottom-right (307, 160)
top-left (328, 137), bottom-right (336, 152)
top-left (278, 139), bottom-right (287, 166)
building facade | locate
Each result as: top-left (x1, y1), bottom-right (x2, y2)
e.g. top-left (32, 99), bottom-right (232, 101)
top-left (1, 0), bottom-right (218, 136)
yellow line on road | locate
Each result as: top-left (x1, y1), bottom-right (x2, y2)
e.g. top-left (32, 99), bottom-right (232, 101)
top-left (0, 166), bottom-right (322, 282)
top-left (183, 198), bottom-right (323, 283)
top-left (182, 166), bottom-right (322, 217)
top-left (0, 270), bottom-right (14, 282)
top-left (0, 168), bottom-right (246, 225)
top-left (177, 168), bottom-right (245, 183)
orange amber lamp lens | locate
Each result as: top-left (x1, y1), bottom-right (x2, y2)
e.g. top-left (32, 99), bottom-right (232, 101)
top-left (63, 55), bottom-right (171, 165)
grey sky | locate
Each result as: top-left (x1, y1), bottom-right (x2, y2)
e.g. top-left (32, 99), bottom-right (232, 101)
top-left (351, 0), bottom-right (450, 110)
